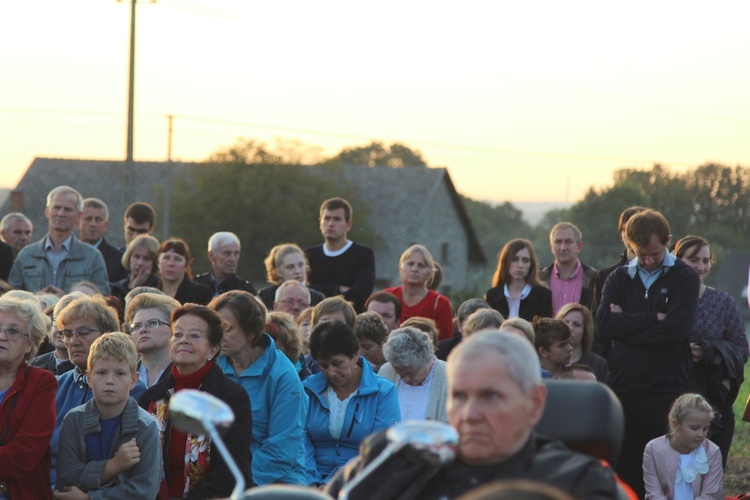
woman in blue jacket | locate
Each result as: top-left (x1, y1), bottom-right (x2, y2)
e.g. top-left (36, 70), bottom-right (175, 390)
top-left (303, 320), bottom-right (401, 486)
top-left (209, 290), bottom-right (309, 485)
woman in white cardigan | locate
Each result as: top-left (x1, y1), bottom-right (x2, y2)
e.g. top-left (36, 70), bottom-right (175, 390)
top-left (378, 326), bottom-right (448, 422)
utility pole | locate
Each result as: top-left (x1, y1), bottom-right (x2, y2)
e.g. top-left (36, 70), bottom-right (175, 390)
top-left (163, 114), bottom-right (173, 238)
top-left (123, 0), bottom-right (137, 208)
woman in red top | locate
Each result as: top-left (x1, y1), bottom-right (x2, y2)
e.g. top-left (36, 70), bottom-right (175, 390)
top-left (384, 245), bottom-right (453, 341)
top-left (0, 296), bottom-right (57, 500)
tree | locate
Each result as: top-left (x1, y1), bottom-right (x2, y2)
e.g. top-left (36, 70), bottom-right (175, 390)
top-left (462, 196), bottom-right (533, 261)
top-left (168, 163), bottom-right (375, 284)
top-left (330, 141), bottom-right (427, 167)
top-left (539, 162), bottom-right (750, 270)
top-left (207, 137), bottom-right (324, 165)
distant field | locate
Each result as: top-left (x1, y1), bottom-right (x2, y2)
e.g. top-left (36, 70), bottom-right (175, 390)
top-left (725, 361), bottom-right (750, 495)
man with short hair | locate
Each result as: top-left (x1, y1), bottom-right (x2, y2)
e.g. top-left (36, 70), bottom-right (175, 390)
top-left (1, 212), bottom-right (33, 256)
top-left (273, 280), bottom-right (311, 320)
top-left (0, 239), bottom-right (11, 281)
top-left (305, 197), bottom-right (375, 312)
top-left (8, 186), bottom-right (110, 295)
top-left (122, 201), bottom-right (156, 249)
top-left (436, 298), bottom-right (491, 361)
top-left (539, 222), bottom-right (597, 315)
top-left (596, 209), bottom-right (699, 497)
top-left (311, 295), bottom-right (357, 328)
top-left (195, 232), bottom-right (256, 296)
top-left (364, 291), bottom-right (401, 332)
top-left (79, 197), bottom-right (127, 283)
top-left (326, 330), bottom-right (618, 498)
top-left (591, 206), bottom-right (647, 316)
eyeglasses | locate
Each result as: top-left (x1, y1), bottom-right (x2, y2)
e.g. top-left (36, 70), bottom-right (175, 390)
top-left (0, 326), bottom-right (27, 341)
top-left (60, 327), bottom-right (101, 341)
top-left (130, 319), bottom-right (170, 333)
top-left (280, 298), bottom-right (309, 309)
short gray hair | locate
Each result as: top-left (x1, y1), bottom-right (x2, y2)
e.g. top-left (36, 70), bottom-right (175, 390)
top-left (0, 297), bottom-right (51, 360)
top-left (0, 212), bottom-right (32, 233)
top-left (383, 326), bottom-right (435, 368)
top-left (208, 232), bottom-right (240, 252)
top-left (463, 309), bottom-right (504, 337)
top-left (275, 280), bottom-right (310, 302)
top-left (47, 185), bottom-right (83, 212)
top-left (83, 197), bottom-right (109, 220)
top-left (448, 329), bottom-right (541, 394)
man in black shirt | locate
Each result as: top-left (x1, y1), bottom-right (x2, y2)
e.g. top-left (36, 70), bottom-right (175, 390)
top-left (305, 197), bottom-right (375, 312)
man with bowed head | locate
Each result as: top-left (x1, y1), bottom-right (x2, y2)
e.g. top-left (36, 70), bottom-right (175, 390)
top-left (326, 330), bottom-right (618, 499)
top-left (596, 209), bottom-right (700, 497)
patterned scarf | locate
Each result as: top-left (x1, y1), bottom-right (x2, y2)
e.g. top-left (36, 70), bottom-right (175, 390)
top-left (148, 391), bottom-right (212, 498)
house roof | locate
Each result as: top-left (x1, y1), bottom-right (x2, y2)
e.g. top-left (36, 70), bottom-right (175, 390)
top-left (307, 164), bottom-right (486, 281)
top-left (3, 158), bottom-right (486, 281)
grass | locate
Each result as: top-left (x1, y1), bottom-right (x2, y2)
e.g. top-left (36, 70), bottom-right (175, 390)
top-left (724, 360), bottom-right (750, 496)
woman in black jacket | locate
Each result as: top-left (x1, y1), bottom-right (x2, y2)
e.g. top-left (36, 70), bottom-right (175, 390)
top-left (485, 238), bottom-right (552, 322)
top-left (156, 238), bottom-right (213, 306)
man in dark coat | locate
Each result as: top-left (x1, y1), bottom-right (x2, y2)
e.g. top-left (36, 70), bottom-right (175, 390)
top-left (195, 232), bottom-right (256, 296)
top-left (79, 197), bottom-right (127, 283)
top-left (327, 330), bottom-right (618, 499)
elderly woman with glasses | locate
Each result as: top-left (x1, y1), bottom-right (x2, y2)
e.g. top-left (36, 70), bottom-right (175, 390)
top-left (126, 293), bottom-right (181, 388)
top-left (378, 326), bottom-right (449, 422)
top-left (139, 304), bottom-right (252, 498)
top-left (50, 296), bottom-right (147, 487)
top-left (0, 297), bottom-right (57, 500)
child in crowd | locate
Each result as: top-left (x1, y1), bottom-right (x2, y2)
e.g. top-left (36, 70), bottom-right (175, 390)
top-left (532, 318), bottom-right (573, 379)
top-left (55, 333), bottom-right (161, 499)
top-left (642, 393), bottom-right (723, 499)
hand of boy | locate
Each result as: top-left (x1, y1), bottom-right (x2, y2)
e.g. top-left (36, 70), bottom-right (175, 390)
top-left (113, 438), bottom-right (141, 470)
top-left (102, 438), bottom-right (141, 482)
top-left (54, 486), bottom-right (90, 499)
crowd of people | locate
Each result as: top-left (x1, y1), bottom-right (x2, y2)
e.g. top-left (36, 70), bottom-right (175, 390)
top-left (0, 185), bottom-right (748, 499)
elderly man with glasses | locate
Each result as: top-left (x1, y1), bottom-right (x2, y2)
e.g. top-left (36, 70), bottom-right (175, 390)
top-left (273, 280), bottom-right (312, 320)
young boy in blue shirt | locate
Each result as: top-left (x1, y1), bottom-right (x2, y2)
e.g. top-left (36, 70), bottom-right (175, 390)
top-left (55, 332), bottom-right (161, 499)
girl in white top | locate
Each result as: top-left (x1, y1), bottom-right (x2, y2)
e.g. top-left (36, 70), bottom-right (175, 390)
top-left (643, 393), bottom-right (723, 499)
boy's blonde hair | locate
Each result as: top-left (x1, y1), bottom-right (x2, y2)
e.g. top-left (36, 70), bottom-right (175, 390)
top-left (87, 332), bottom-right (138, 376)
top-left (668, 393), bottom-right (714, 437)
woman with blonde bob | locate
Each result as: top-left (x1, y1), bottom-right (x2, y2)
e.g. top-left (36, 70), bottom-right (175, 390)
top-left (259, 243), bottom-right (325, 311)
top-left (556, 303), bottom-right (609, 383)
top-left (111, 234), bottom-right (160, 302)
top-left (384, 244), bottom-right (453, 341)
top-left (485, 238), bottom-right (552, 321)
top-left (126, 292), bottom-right (180, 387)
top-left (0, 297), bottom-right (57, 499)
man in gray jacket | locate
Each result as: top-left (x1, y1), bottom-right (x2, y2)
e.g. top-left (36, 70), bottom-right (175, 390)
top-left (9, 185), bottom-right (109, 295)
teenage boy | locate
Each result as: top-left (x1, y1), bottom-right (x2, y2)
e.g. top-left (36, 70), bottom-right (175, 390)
top-left (533, 318), bottom-right (573, 379)
top-left (55, 332), bottom-right (161, 499)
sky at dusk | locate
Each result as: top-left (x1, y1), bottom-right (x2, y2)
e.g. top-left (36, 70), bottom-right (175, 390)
top-left (2, 1), bottom-right (749, 203)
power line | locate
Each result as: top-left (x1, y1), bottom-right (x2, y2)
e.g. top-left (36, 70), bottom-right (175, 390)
top-left (0, 106), bottom-right (736, 168)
